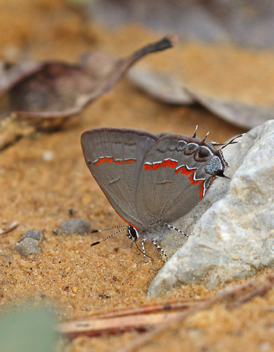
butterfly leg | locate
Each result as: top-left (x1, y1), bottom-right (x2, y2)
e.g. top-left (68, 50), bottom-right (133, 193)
top-left (152, 241), bottom-right (169, 261)
top-left (164, 223), bottom-right (188, 238)
top-left (141, 239), bottom-right (148, 263)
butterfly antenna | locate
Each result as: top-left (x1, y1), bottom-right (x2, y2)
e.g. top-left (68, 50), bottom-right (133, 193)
top-left (165, 223), bottom-right (189, 238)
top-left (135, 241), bottom-right (154, 262)
top-left (91, 225), bottom-right (127, 233)
top-left (91, 227), bottom-right (127, 246)
top-left (192, 125), bottom-right (198, 138)
top-left (220, 133), bottom-right (245, 150)
top-left (211, 133), bottom-right (245, 148)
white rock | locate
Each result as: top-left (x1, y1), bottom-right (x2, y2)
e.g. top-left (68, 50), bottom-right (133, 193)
top-left (148, 120), bottom-right (274, 297)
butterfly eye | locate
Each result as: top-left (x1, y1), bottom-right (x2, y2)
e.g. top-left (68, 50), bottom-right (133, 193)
top-left (184, 143), bottom-right (198, 155)
top-left (195, 146), bottom-right (213, 162)
top-left (127, 226), bottom-right (139, 242)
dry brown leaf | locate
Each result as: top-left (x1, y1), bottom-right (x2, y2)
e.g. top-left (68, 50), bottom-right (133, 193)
top-left (0, 35), bottom-right (177, 149)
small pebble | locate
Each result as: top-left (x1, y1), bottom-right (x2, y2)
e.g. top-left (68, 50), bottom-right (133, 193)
top-left (14, 238), bottom-right (41, 256)
top-left (42, 150), bottom-right (54, 161)
top-left (22, 229), bottom-right (45, 242)
top-left (60, 218), bottom-right (91, 236)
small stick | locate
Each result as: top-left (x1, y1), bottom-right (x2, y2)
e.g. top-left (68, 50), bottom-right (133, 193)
top-left (0, 221), bottom-right (19, 235)
top-left (57, 271), bottom-right (274, 346)
top-left (72, 300), bottom-right (203, 321)
top-left (59, 311), bottom-right (190, 338)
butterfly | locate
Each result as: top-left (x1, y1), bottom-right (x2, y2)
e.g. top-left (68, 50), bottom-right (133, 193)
top-left (81, 127), bottom-right (242, 262)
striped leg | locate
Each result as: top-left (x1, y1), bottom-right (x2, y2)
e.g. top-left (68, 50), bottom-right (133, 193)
top-left (142, 239), bottom-right (147, 263)
top-left (152, 241), bottom-right (169, 261)
top-left (164, 223), bottom-right (189, 238)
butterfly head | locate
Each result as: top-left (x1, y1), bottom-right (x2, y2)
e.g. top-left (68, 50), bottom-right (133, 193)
top-left (126, 225), bottom-right (139, 244)
top-left (207, 133), bottom-right (244, 179)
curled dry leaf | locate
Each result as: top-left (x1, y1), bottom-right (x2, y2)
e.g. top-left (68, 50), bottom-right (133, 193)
top-left (129, 67), bottom-right (274, 129)
top-left (0, 35), bottom-right (177, 149)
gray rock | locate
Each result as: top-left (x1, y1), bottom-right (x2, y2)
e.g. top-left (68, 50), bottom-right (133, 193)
top-left (14, 238), bottom-right (41, 256)
top-left (60, 218), bottom-right (91, 236)
top-left (148, 120), bottom-right (274, 297)
top-left (22, 229), bottom-right (45, 242)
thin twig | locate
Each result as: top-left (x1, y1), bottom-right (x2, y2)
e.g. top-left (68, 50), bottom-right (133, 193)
top-left (59, 311), bottom-right (190, 338)
top-left (58, 300), bottom-right (203, 338)
top-left (0, 221), bottom-right (19, 235)
top-left (84, 300), bottom-right (203, 320)
top-left (57, 271), bottom-right (274, 346)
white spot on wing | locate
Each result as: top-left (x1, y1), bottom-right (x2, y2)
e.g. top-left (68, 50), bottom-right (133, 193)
top-left (109, 177), bottom-right (121, 185)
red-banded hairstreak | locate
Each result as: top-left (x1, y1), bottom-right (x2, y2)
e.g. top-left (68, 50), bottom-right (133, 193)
top-left (81, 127), bottom-right (243, 262)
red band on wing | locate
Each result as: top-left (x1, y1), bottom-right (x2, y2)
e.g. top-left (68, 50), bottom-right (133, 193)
top-left (188, 173), bottom-right (204, 185)
top-left (181, 166), bottom-right (195, 175)
top-left (200, 183), bottom-right (205, 198)
top-left (168, 160), bottom-right (177, 168)
top-left (106, 157), bottom-right (114, 163)
top-left (175, 166), bottom-right (184, 174)
top-left (152, 162), bottom-right (162, 170)
top-left (144, 159), bottom-right (178, 170)
top-left (94, 157), bottom-right (137, 166)
top-left (144, 163), bottom-right (152, 170)
top-left (162, 159), bottom-right (178, 168)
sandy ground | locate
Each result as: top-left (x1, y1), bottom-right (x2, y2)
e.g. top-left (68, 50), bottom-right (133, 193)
top-left (0, 1), bottom-right (273, 351)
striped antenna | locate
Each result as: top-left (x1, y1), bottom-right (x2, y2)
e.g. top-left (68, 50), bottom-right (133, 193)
top-left (91, 225), bottom-right (127, 233)
top-left (211, 133), bottom-right (245, 148)
top-left (220, 133), bottom-right (245, 150)
top-left (91, 227), bottom-right (127, 246)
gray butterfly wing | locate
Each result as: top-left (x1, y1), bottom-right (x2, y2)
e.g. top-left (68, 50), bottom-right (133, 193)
top-left (135, 133), bottom-right (221, 226)
top-left (81, 128), bottom-right (158, 229)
